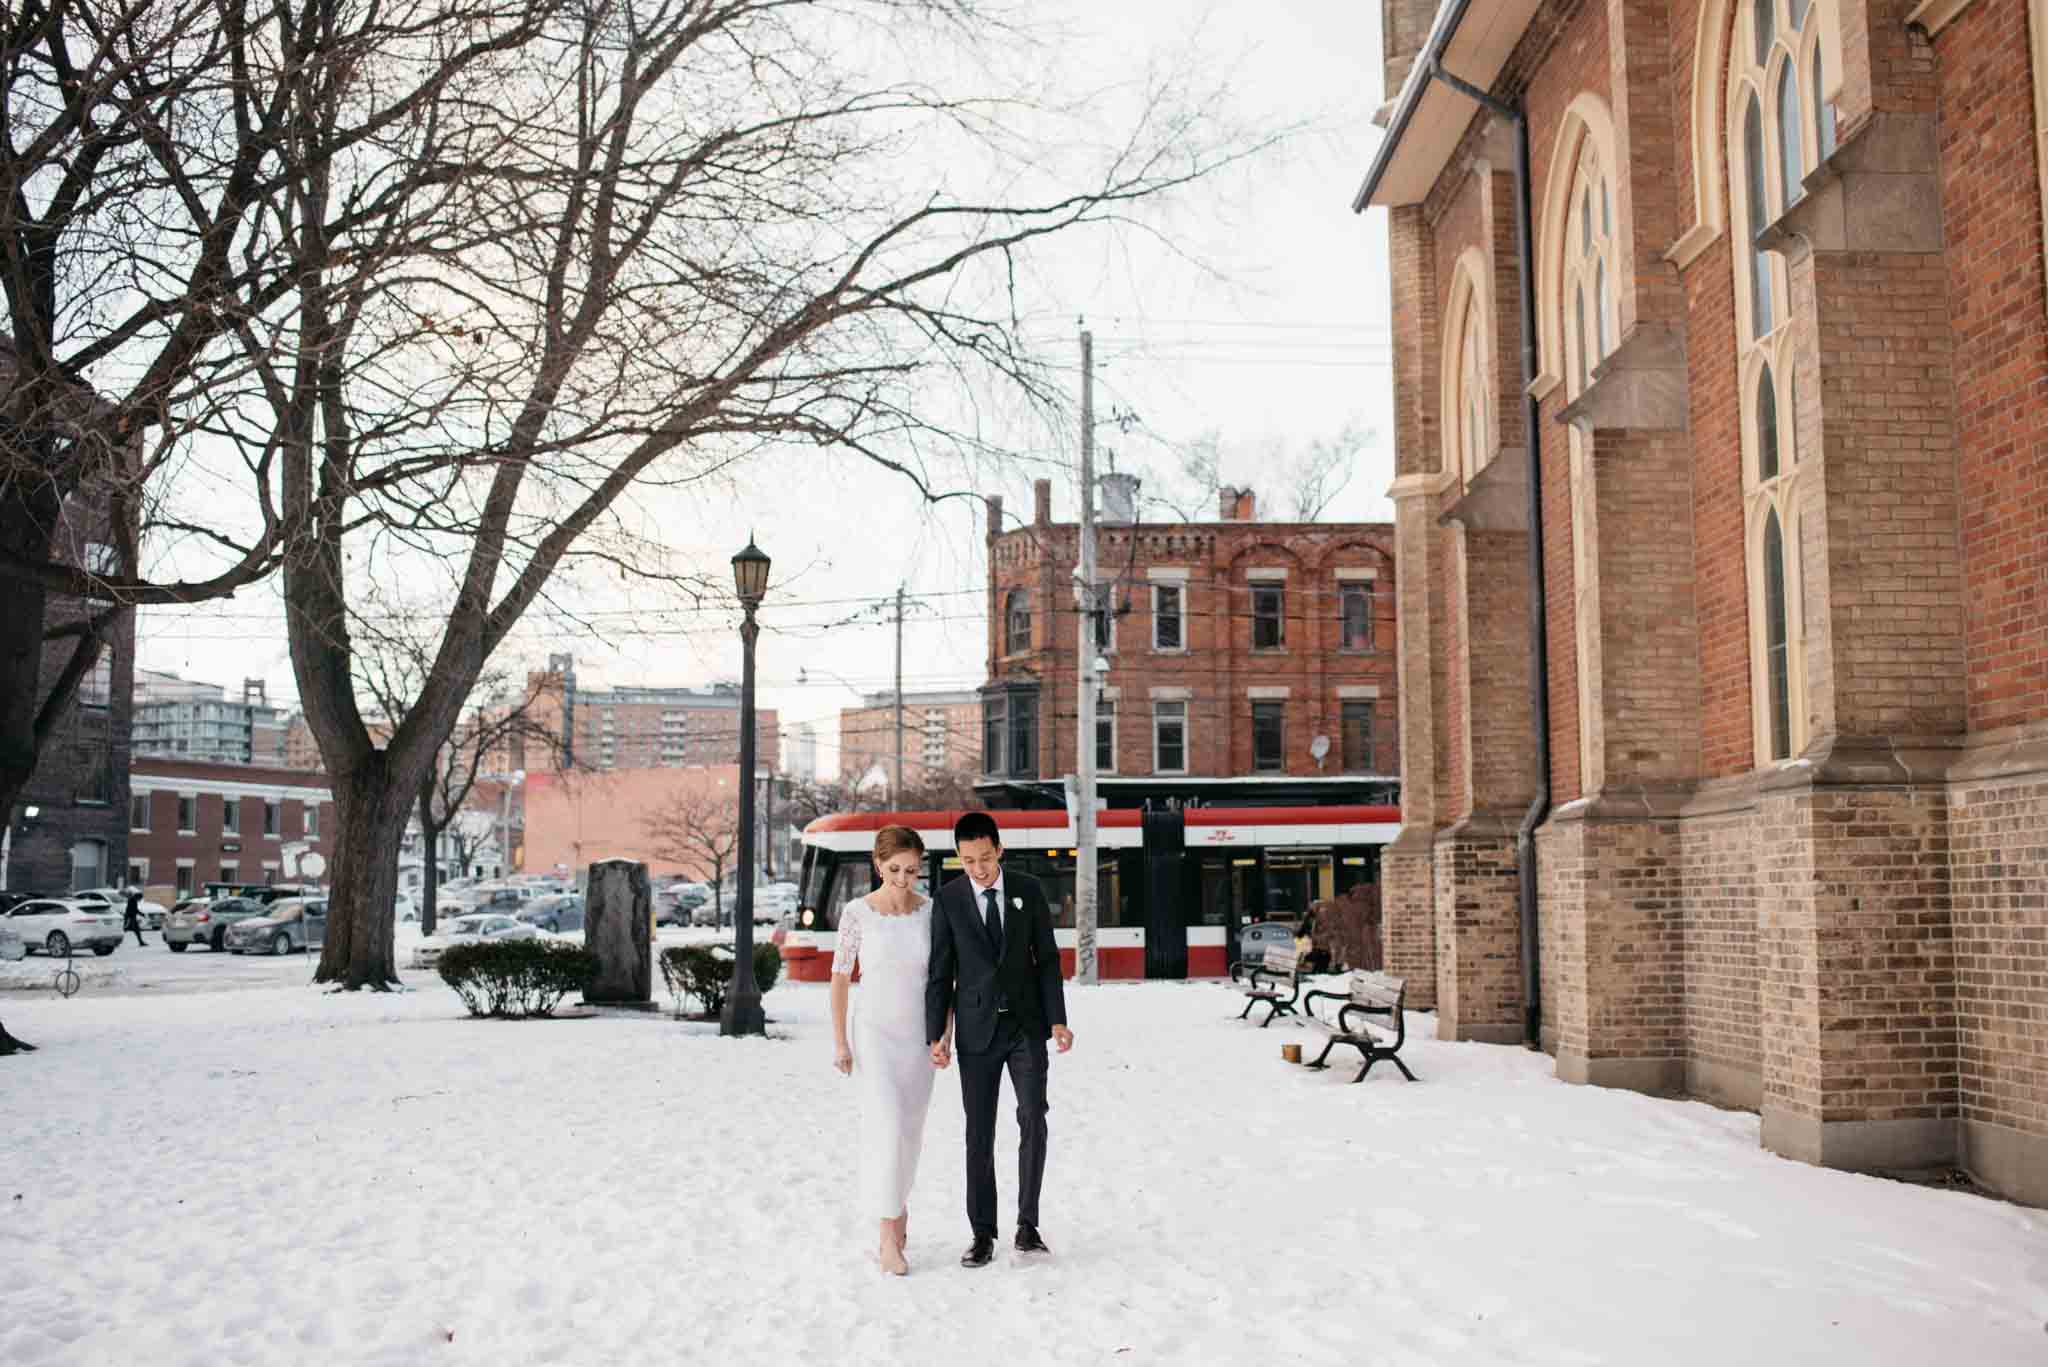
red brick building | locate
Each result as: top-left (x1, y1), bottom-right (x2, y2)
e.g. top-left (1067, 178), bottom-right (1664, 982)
top-left (128, 757), bottom-right (333, 898)
top-left (982, 479), bottom-right (1398, 804)
top-left (1, 344), bottom-right (136, 896)
top-left (1365, 0), bottom-right (2048, 1204)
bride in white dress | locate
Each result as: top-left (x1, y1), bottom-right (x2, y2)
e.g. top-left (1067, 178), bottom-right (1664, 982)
top-left (831, 825), bottom-right (948, 1275)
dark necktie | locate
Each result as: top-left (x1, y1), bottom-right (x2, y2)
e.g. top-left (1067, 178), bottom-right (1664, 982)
top-left (982, 887), bottom-right (1004, 957)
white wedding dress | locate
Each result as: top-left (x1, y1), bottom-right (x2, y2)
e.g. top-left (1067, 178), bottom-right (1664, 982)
top-left (834, 894), bottom-right (937, 1219)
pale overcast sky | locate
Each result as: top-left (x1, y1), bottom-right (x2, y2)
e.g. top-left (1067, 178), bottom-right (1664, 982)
top-left (134, 1), bottom-right (1394, 779)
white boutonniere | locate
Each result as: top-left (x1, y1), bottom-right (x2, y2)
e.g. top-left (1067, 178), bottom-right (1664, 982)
top-left (1011, 897), bottom-right (1023, 911)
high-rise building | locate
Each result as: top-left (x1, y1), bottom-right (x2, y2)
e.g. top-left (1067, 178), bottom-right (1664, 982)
top-left (837, 691), bottom-right (980, 792)
top-left (785, 722), bottom-right (819, 781)
top-left (132, 677), bottom-right (286, 766)
top-left (520, 656), bottom-right (778, 774)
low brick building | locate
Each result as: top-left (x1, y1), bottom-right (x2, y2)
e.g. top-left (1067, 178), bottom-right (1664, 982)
top-left (1362, 0), bottom-right (2048, 1204)
top-left (128, 758), bottom-right (333, 897)
top-left (982, 479), bottom-right (1398, 805)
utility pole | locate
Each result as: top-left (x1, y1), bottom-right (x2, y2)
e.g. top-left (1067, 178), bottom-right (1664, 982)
top-left (892, 583), bottom-right (906, 808)
top-left (1075, 324), bottom-right (1100, 986)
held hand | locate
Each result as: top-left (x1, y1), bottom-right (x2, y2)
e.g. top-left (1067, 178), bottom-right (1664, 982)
top-left (834, 1044), bottom-right (853, 1075)
top-left (1052, 1025), bottom-right (1074, 1054)
top-left (930, 1040), bottom-right (952, 1070)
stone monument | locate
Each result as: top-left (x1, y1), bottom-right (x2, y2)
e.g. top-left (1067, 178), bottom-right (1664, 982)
top-left (582, 858), bottom-right (653, 1008)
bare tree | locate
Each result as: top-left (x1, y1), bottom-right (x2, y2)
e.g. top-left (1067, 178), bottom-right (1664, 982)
top-left (641, 787), bottom-right (741, 928)
top-left (358, 629), bottom-right (559, 937)
top-left (1144, 420), bottom-right (1372, 523)
top-left (6, 0), bottom-right (1270, 987)
top-left (1282, 420), bottom-right (1372, 521)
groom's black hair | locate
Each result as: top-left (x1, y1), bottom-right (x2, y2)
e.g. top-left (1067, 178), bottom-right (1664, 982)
top-left (953, 810), bottom-right (1002, 849)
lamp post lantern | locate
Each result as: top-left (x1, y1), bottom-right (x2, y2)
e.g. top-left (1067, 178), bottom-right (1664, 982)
top-left (721, 537), bottom-right (771, 1037)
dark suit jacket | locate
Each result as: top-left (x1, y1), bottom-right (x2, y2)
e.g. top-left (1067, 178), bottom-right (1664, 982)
top-left (925, 871), bottom-right (1067, 1055)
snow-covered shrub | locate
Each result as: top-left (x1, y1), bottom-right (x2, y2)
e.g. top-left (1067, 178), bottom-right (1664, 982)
top-left (658, 943), bottom-right (782, 1018)
top-left (437, 941), bottom-right (598, 1018)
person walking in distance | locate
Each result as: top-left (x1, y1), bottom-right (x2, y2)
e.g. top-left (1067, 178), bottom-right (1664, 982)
top-left (925, 811), bottom-right (1074, 1269)
top-left (123, 889), bottom-right (147, 947)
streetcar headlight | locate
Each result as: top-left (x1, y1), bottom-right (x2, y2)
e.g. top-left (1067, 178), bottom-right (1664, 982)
top-left (801, 908), bottom-right (814, 927)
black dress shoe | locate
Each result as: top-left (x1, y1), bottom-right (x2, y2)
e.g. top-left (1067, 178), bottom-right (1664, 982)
top-left (961, 1236), bottom-right (995, 1268)
top-left (1014, 1223), bottom-right (1050, 1255)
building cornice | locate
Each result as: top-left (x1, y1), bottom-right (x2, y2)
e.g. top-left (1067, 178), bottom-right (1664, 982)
top-left (1905, 0), bottom-right (1979, 36)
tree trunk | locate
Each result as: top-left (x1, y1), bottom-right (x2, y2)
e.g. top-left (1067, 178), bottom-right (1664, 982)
top-left (418, 776), bottom-right (440, 939)
top-left (313, 760), bottom-right (416, 989)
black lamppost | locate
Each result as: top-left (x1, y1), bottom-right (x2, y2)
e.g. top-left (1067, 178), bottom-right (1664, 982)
top-left (721, 537), bottom-right (771, 1037)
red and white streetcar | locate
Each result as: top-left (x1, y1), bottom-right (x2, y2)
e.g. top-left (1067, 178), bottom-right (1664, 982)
top-left (782, 804), bottom-right (1400, 982)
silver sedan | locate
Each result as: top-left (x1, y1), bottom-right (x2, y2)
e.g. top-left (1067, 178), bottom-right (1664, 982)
top-left (408, 913), bottom-right (538, 969)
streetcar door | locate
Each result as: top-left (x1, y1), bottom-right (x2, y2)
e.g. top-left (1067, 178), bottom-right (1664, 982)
top-left (1141, 808), bottom-right (1186, 979)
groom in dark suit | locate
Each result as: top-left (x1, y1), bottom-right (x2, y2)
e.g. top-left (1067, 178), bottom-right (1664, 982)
top-left (926, 811), bottom-right (1074, 1268)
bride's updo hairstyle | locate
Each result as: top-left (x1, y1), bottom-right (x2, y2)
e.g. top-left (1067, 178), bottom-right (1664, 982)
top-left (872, 825), bottom-right (926, 870)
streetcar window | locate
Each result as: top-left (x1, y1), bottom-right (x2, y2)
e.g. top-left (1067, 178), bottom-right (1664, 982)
top-left (808, 854), bottom-right (882, 930)
top-left (798, 848), bottom-right (825, 910)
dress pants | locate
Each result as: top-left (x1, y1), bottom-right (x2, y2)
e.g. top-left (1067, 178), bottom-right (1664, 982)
top-left (958, 1016), bottom-right (1049, 1239)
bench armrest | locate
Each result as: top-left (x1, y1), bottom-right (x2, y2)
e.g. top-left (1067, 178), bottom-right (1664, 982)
top-left (1301, 988), bottom-right (1344, 1023)
top-left (1335, 1002), bottom-right (1394, 1040)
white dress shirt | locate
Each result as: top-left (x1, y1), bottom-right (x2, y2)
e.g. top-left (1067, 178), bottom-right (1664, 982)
top-left (971, 871), bottom-right (1006, 940)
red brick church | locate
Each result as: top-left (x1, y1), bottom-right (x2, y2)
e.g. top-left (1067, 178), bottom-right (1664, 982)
top-left (1364, 0), bottom-right (2048, 1205)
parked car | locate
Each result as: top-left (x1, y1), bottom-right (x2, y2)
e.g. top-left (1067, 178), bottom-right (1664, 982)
top-left (163, 896), bottom-right (270, 952)
top-left (752, 884), bottom-right (798, 926)
top-left (518, 894), bottom-right (584, 934)
top-left (76, 887), bottom-right (170, 930)
top-left (4, 898), bottom-right (124, 956)
top-left (408, 913), bottom-right (538, 970)
top-left (1232, 920), bottom-right (1301, 980)
top-left (226, 897), bottom-right (329, 955)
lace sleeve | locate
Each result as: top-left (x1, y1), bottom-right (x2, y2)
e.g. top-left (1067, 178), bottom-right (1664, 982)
top-left (831, 897), bottom-right (863, 977)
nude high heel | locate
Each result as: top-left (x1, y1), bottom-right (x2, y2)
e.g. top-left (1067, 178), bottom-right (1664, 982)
top-left (879, 1221), bottom-right (909, 1276)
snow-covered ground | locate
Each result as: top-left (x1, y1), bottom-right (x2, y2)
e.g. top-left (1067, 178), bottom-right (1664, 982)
top-left (3, 960), bottom-right (2044, 1366)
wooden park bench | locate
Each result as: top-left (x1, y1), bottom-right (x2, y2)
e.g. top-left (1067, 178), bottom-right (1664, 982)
top-left (1300, 970), bottom-right (1417, 1083)
top-left (1236, 944), bottom-right (1303, 1027)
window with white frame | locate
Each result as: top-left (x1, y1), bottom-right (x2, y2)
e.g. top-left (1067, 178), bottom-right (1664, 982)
top-left (1004, 589), bottom-right (1032, 655)
top-left (1453, 287), bottom-right (1490, 481)
top-left (1729, 0), bottom-right (1829, 763)
top-left (1564, 129), bottom-right (1620, 793)
top-left (130, 792), bottom-right (149, 831)
top-left (1090, 581), bottom-right (1117, 653)
top-left (1152, 701), bottom-right (1187, 774)
top-left (1095, 697), bottom-right (1116, 773)
top-left (1339, 582), bottom-right (1374, 651)
top-left (1340, 700), bottom-right (1377, 773)
top-left (1152, 583), bottom-right (1184, 651)
top-left (223, 796), bottom-right (241, 835)
top-left (305, 803), bottom-right (319, 839)
top-left (177, 794), bottom-right (196, 833)
top-left (263, 799), bottom-right (280, 836)
top-left (1251, 701), bottom-right (1285, 772)
top-left (1250, 584), bottom-right (1284, 650)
